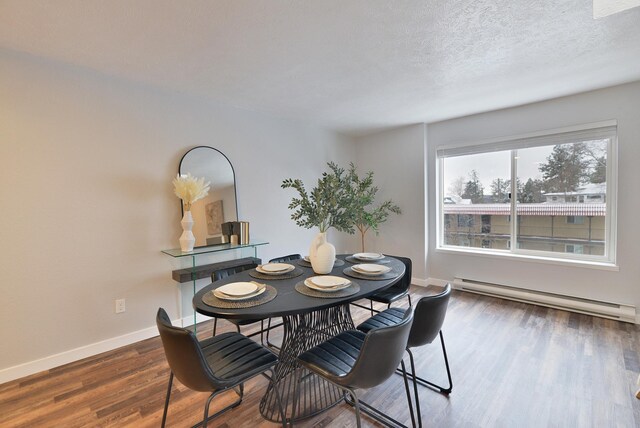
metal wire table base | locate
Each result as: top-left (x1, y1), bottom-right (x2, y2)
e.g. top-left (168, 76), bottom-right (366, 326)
top-left (259, 304), bottom-right (355, 423)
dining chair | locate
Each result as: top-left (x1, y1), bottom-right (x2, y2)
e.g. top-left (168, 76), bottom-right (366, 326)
top-left (211, 262), bottom-right (272, 343)
top-left (156, 308), bottom-right (286, 428)
top-left (269, 254), bottom-right (302, 263)
top-left (263, 254), bottom-right (302, 349)
top-left (352, 255), bottom-right (413, 316)
top-left (357, 284), bottom-right (453, 426)
top-left (293, 307), bottom-right (416, 428)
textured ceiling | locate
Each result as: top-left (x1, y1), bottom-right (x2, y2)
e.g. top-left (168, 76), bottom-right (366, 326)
top-left (2, 1), bottom-right (640, 135)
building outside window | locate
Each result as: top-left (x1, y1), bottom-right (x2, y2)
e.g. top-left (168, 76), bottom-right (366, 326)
top-left (567, 216), bottom-right (585, 225)
top-left (438, 122), bottom-right (616, 264)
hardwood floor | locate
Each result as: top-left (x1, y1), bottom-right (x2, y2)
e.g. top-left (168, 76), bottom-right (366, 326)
top-left (1, 286), bottom-right (639, 427)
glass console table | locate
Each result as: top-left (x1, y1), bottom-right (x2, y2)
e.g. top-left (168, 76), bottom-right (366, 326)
top-left (162, 240), bottom-right (269, 331)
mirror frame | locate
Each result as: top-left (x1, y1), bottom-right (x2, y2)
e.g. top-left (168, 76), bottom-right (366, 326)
top-left (178, 146), bottom-right (239, 246)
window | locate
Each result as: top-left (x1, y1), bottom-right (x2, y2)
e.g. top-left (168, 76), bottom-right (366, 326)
top-left (457, 215), bottom-right (474, 228)
top-left (566, 216), bottom-right (585, 225)
top-left (566, 244), bottom-right (584, 254)
top-left (481, 215), bottom-right (491, 233)
top-left (438, 122), bottom-right (616, 264)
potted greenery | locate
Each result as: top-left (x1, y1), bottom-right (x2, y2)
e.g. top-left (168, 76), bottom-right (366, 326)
top-left (346, 164), bottom-right (401, 253)
top-left (282, 162), bottom-right (356, 273)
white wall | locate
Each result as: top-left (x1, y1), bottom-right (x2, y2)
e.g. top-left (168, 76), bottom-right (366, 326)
top-left (339, 124), bottom-right (427, 281)
top-left (427, 82), bottom-right (640, 309)
top-left (0, 50), bottom-right (352, 381)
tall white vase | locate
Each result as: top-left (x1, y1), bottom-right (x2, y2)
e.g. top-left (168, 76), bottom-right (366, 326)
top-left (309, 232), bottom-right (336, 274)
top-left (179, 210), bottom-right (196, 252)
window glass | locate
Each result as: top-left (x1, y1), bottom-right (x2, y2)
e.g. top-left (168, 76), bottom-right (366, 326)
top-left (438, 127), bottom-right (614, 263)
top-left (516, 140), bottom-right (607, 256)
top-left (442, 151), bottom-right (510, 249)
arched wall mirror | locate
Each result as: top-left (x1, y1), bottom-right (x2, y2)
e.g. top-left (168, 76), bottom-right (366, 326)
top-left (179, 146), bottom-right (238, 248)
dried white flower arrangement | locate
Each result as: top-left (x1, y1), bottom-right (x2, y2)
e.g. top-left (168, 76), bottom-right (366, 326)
top-left (172, 173), bottom-right (210, 211)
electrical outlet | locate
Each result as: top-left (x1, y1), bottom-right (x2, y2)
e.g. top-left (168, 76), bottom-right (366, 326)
top-left (115, 299), bottom-right (126, 314)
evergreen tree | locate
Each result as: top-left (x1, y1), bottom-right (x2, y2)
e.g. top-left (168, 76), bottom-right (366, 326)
top-left (490, 178), bottom-right (510, 203)
top-left (462, 170), bottom-right (484, 203)
top-left (590, 155), bottom-right (607, 183)
top-left (520, 178), bottom-right (545, 203)
top-left (539, 143), bottom-right (590, 193)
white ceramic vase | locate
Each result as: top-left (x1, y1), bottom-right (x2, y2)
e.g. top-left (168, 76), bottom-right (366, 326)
top-left (179, 210), bottom-right (196, 252)
top-left (309, 232), bottom-right (336, 274)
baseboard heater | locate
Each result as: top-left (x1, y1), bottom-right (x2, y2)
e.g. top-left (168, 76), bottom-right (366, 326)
top-left (452, 277), bottom-right (637, 323)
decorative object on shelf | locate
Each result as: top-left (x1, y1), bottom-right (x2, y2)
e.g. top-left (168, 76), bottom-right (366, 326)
top-left (173, 173), bottom-right (210, 252)
top-left (282, 162), bottom-right (357, 274)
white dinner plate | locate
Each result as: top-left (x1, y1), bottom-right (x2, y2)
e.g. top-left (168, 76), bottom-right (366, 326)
top-left (215, 282), bottom-right (258, 297)
top-left (214, 286), bottom-right (266, 301)
top-left (309, 275), bottom-right (351, 288)
top-left (353, 252), bottom-right (385, 261)
top-left (352, 264), bottom-right (391, 276)
top-left (256, 263), bottom-right (294, 275)
top-left (304, 278), bottom-right (351, 292)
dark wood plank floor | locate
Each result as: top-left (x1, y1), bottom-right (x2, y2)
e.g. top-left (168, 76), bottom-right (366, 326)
top-left (1, 286), bottom-right (639, 427)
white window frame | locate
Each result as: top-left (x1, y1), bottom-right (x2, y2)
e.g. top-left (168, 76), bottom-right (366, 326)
top-left (436, 120), bottom-right (618, 267)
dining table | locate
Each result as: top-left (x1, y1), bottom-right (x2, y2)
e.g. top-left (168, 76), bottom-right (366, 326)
top-left (192, 253), bottom-right (406, 424)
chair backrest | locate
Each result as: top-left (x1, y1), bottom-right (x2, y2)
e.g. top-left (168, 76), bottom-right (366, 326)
top-left (212, 262), bottom-right (258, 282)
top-left (156, 308), bottom-right (217, 392)
top-left (345, 307), bottom-right (414, 389)
top-left (385, 255), bottom-right (412, 293)
top-left (269, 254), bottom-right (302, 263)
top-left (407, 284), bottom-right (451, 348)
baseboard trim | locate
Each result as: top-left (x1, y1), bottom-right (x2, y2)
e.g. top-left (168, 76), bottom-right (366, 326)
top-left (411, 276), bottom-right (429, 287)
top-left (427, 277), bottom-right (451, 287)
top-left (0, 317), bottom-right (187, 385)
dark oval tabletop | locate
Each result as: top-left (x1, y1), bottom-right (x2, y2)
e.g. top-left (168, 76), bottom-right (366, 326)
top-left (193, 254), bottom-right (405, 320)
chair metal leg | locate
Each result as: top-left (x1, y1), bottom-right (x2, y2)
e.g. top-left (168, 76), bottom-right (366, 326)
top-left (344, 387), bottom-right (409, 428)
top-left (404, 331), bottom-right (453, 395)
top-left (370, 300), bottom-right (375, 317)
top-left (212, 318), bottom-right (218, 336)
top-left (407, 294), bottom-right (412, 307)
top-left (399, 359), bottom-right (417, 428)
top-left (407, 352), bottom-right (422, 427)
top-left (161, 371), bottom-right (173, 428)
top-left (265, 317), bottom-right (282, 351)
top-left (192, 385), bottom-right (243, 428)
top-left (346, 389), bottom-right (362, 428)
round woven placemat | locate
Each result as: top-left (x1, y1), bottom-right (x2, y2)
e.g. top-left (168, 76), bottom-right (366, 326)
top-left (342, 267), bottom-right (400, 281)
top-left (344, 255), bottom-right (390, 264)
top-left (248, 267), bottom-right (304, 280)
top-left (202, 284), bottom-right (277, 309)
top-left (297, 258), bottom-right (345, 268)
top-left (294, 280), bottom-right (360, 298)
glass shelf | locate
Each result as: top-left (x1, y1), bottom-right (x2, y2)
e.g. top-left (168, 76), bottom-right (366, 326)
top-left (161, 239), bottom-right (269, 331)
top-left (162, 240), bottom-right (269, 258)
